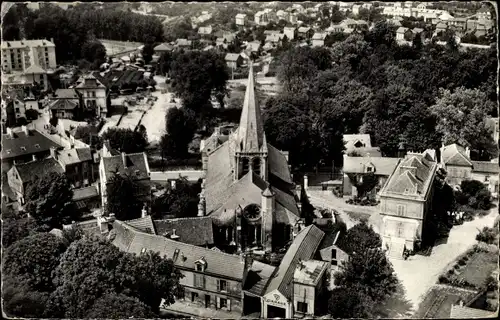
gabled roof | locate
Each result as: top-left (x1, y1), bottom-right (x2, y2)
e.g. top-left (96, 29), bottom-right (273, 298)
top-left (235, 63), bottom-right (267, 153)
top-left (312, 32), bottom-right (327, 40)
top-left (125, 216), bottom-right (156, 234)
top-left (442, 144), bottom-right (473, 167)
top-left (53, 89), bottom-right (79, 99)
top-left (49, 99), bottom-right (79, 111)
top-left (1, 129), bottom-right (63, 159)
top-left (75, 74), bottom-right (106, 89)
top-left (449, 304), bottom-right (496, 319)
top-left (101, 152), bottom-right (149, 181)
top-left (225, 53), bottom-right (242, 62)
top-left (344, 134), bottom-right (372, 149)
top-left (13, 158), bottom-right (64, 183)
top-left (23, 64), bottom-right (46, 74)
top-left (235, 13), bottom-right (247, 19)
top-left (69, 125), bottom-right (99, 140)
top-left (154, 43), bottom-right (174, 51)
top-left (153, 217), bottom-right (214, 246)
top-left (471, 161), bottom-right (500, 174)
top-left (265, 225), bottom-right (324, 300)
top-left (244, 260), bottom-right (276, 296)
top-left (57, 147), bottom-right (92, 166)
top-left (72, 185), bottom-right (99, 201)
top-left (397, 27), bottom-right (409, 33)
top-left (343, 156), bottom-right (400, 176)
top-left (111, 220), bottom-right (246, 280)
top-left (413, 28), bottom-right (424, 33)
top-left (298, 27), bottom-right (311, 33)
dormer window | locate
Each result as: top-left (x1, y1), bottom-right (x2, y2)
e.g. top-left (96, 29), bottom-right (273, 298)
top-left (196, 264), bottom-right (204, 272)
top-left (20, 146), bottom-right (26, 151)
top-left (34, 144), bottom-right (40, 148)
top-left (195, 257), bottom-right (207, 272)
top-left (6, 150), bottom-right (11, 154)
top-left (366, 166), bottom-right (373, 172)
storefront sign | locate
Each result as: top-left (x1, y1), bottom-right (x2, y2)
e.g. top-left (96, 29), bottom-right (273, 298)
top-left (265, 293), bottom-right (287, 307)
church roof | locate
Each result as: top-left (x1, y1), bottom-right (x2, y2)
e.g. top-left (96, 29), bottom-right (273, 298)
top-left (235, 62), bottom-right (267, 153)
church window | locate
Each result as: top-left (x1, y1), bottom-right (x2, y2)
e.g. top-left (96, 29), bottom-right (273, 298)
top-left (252, 158), bottom-right (261, 175)
top-left (241, 158), bottom-right (250, 176)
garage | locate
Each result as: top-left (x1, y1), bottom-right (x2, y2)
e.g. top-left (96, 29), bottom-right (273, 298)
top-left (267, 305), bottom-right (286, 318)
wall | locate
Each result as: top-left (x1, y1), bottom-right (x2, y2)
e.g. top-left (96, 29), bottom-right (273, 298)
top-left (78, 87), bottom-right (107, 117)
top-left (293, 283), bottom-right (315, 315)
top-left (445, 165), bottom-right (472, 186)
top-left (7, 167), bottom-right (24, 202)
top-left (178, 269), bottom-right (243, 314)
top-left (379, 197), bottom-right (424, 220)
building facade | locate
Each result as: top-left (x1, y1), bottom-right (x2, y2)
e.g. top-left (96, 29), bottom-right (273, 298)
top-left (378, 152), bottom-right (438, 258)
top-left (74, 74), bottom-right (108, 118)
top-left (1, 39), bottom-right (56, 73)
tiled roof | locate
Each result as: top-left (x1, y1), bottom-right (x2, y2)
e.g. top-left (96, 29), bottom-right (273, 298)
top-left (267, 144), bottom-right (293, 184)
top-left (102, 152), bottom-right (149, 181)
top-left (24, 64), bottom-right (46, 74)
top-left (54, 89), bottom-right (79, 99)
top-left (75, 74), bottom-right (106, 89)
top-left (382, 153), bottom-right (437, 198)
top-left (125, 216), bottom-right (156, 234)
top-left (72, 185), bottom-right (99, 201)
top-left (343, 156), bottom-right (400, 176)
top-left (244, 260), bottom-right (277, 296)
top-left (293, 259), bottom-right (328, 286)
top-left (14, 158), bottom-right (64, 182)
top-left (449, 305), bottom-right (496, 319)
top-left (153, 217), bottom-right (214, 246)
top-left (397, 27), bottom-right (409, 33)
top-left (111, 220), bottom-right (246, 280)
top-left (49, 99), bottom-right (79, 110)
top-left (265, 225), bottom-right (324, 300)
top-left (442, 144), bottom-right (473, 166)
top-left (57, 147), bottom-right (92, 166)
top-left (472, 161), bottom-right (500, 174)
top-left (69, 125), bottom-right (99, 140)
top-left (2, 129), bottom-right (63, 159)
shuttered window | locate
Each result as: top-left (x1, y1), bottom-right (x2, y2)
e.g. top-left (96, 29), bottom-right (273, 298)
top-left (194, 274), bottom-right (205, 289)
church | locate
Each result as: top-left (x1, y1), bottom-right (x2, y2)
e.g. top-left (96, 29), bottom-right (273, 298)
top-left (199, 63), bottom-right (301, 254)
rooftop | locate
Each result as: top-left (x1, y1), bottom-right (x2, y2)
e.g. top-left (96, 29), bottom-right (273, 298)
top-left (1, 39), bottom-right (55, 49)
top-left (1, 128), bottom-right (63, 160)
top-left (293, 259), bottom-right (328, 286)
top-left (343, 155), bottom-right (401, 176)
top-left (101, 152), bottom-right (150, 181)
top-left (13, 157), bottom-right (64, 182)
top-left (153, 217), bottom-right (214, 246)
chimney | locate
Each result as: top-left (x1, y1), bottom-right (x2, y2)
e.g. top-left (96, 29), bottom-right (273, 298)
top-left (6, 127), bottom-right (13, 137)
top-left (22, 125), bottom-right (29, 135)
top-left (171, 180), bottom-right (177, 189)
top-left (32, 154), bottom-right (37, 162)
top-left (458, 300), bottom-right (464, 307)
top-left (198, 201), bottom-right (205, 217)
top-left (141, 205), bottom-right (148, 218)
top-left (97, 216), bottom-right (108, 233)
top-left (282, 151), bottom-right (289, 161)
top-left (70, 135), bottom-right (75, 149)
top-left (303, 174), bottom-right (309, 190)
top-left (50, 147), bottom-right (58, 160)
top-left (465, 146), bottom-right (470, 159)
top-left (170, 229), bottom-right (180, 240)
top-left (121, 152), bottom-right (127, 168)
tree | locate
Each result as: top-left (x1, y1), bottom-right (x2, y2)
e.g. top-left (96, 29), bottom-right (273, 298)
top-left (81, 40), bottom-right (107, 66)
top-left (334, 247), bottom-right (398, 303)
top-left (343, 221), bottom-right (382, 255)
top-left (430, 87), bottom-right (496, 159)
top-left (347, 172), bottom-right (379, 199)
top-left (2, 275), bottom-right (50, 319)
top-left (142, 42), bottom-right (155, 64)
top-left (1, 210), bottom-right (36, 248)
top-left (157, 51), bottom-right (173, 75)
top-left (106, 173), bottom-right (144, 220)
top-left (151, 177), bottom-right (201, 219)
top-left (87, 294), bottom-right (154, 319)
top-left (161, 108), bottom-right (197, 159)
top-left (101, 128), bottom-right (148, 153)
top-left (170, 50), bottom-right (229, 111)
top-left (48, 237), bottom-right (182, 318)
top-left (328, 286), bottom-right (375, 318)
top-left (25, 172), bottom-right (79, 230)
top-left (3, 233), bottom-right (67, 291)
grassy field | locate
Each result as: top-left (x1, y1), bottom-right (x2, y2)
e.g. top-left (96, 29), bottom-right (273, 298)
top-left (449, 250), bottom-right (497, 288)
top-left (413, 285), bottom-right (477, 319)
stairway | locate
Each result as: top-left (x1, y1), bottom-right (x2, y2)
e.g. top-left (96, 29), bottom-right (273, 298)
top-left (387, 241), bottom-right (405, 260)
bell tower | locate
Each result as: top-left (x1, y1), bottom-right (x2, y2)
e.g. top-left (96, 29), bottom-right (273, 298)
top-left (234, 61), bottom-right (268, 181)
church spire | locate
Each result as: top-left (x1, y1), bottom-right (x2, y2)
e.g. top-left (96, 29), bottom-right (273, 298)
top-left (236, 61), bottom-right (267, 153)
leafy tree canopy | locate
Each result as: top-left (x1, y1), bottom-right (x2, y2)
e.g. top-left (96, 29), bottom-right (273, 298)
top-left (101, 127), bottom-right (148, 154)
top-left (105, 173), bottom-right (145, 220)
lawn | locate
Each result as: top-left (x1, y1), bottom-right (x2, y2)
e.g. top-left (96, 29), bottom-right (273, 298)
top-left (449, 249), bottom-right (497, 288)
top-left (413, 285), bottom-right (477, 319)
top-left (345, 210), bottom-right (371, 222)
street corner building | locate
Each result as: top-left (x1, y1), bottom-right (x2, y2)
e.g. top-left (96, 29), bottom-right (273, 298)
top-left (199, 63), bottom-right (301, 254)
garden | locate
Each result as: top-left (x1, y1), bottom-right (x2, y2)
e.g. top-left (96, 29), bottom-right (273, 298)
top-left (438, 243), bottom-right (498, 291)
top-left (413, 285), bottom-right (478, 319)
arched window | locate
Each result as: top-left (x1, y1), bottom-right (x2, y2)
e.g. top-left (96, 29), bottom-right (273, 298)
top-left (252, 158), bottom-right (261, 175)
top-left (241, 158), bottom-right (250, 176)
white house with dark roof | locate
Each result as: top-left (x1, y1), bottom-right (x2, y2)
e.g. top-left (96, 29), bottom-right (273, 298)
top-left (378, 152), bottom-right (438, 258)
top-left (343, 133), bottom-right (382, 157)
top-left (74, 74), bottom-right (108, 118)
top-left (199, 63), bottom-right (300, 254)
top-left (48, 88), bottom-right (81, 119)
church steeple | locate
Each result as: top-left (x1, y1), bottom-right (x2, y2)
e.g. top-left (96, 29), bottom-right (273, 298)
top-left (234, 61), bottom-right (268, 181)
top-left (236, 61), bottom-right (267, 153)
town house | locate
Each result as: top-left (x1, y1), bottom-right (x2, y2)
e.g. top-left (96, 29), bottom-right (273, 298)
top-left (225, 53), bottom-right (244, 69)
top-left (235, 13), bottom-right (247, 26)
top-left (318, 229), bottom-right (350, 290)
top-left (311, 33), bottom-right (327, 47)
top-left (1, 126), bottom-right (63, 172)
top-left (378, 152), bottom-right (438, 258)
top-left (48, 88), bottom-right (81, 120)
top-left (283, 27), bottom-right (297, 40)
top-left (51, 146), bottom-right (94, 189)
top-left (73, 74), bottom-right (108, 118)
